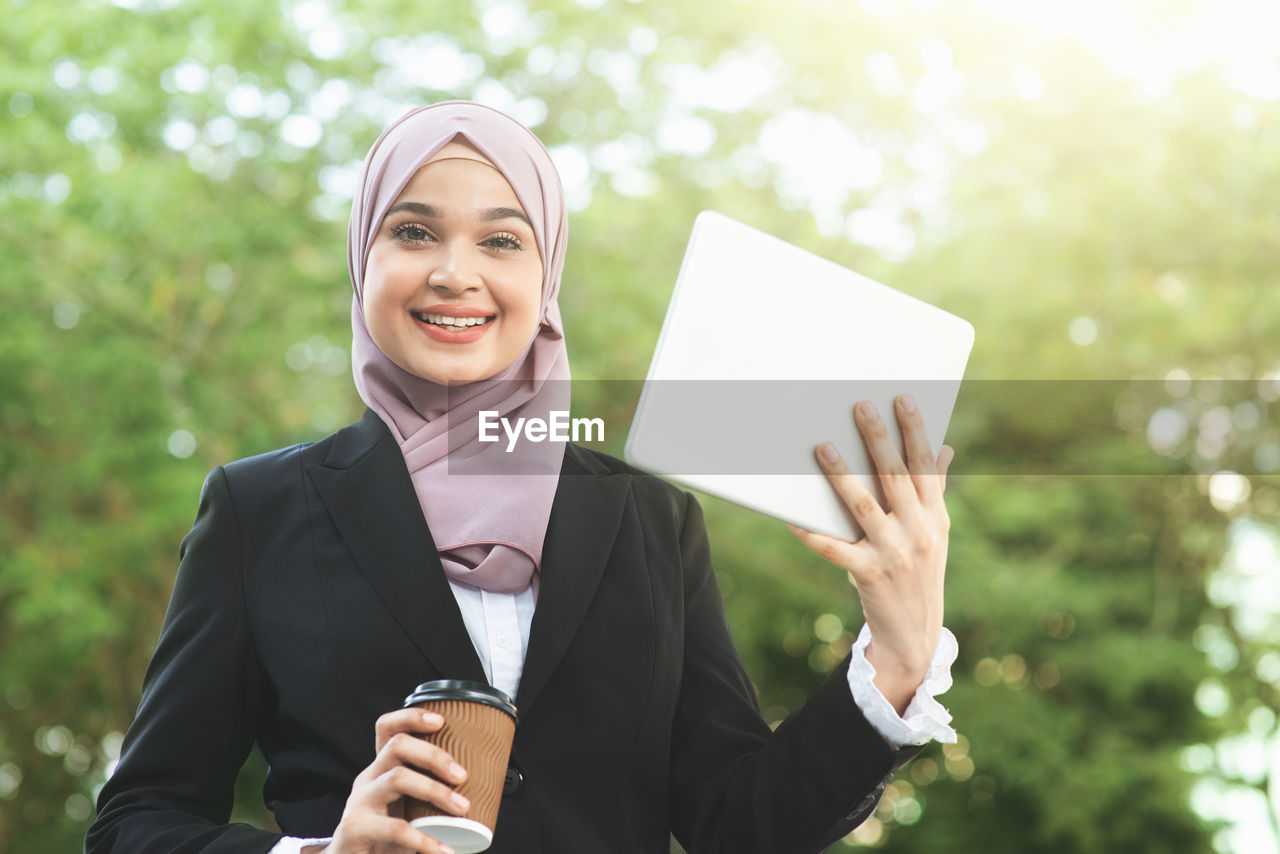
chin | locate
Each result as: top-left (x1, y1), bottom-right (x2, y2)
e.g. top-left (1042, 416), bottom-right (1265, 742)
top-left (411, 365), bottom-right (491, 386)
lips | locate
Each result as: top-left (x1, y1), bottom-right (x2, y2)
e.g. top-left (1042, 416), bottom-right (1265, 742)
top-left (411, 307), bottom-right (496, 344)
top-left (412, 311), bottom-right (495, 329)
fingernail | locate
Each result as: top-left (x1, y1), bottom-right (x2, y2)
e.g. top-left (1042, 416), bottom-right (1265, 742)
top-left (859, 401), bottom-right (879, 420)
top-left (899, 394), bottom-right (916, 414)
top-left (449, 762), bottom-right (467, 782)
top-left (451, 791), bottom-right (470, 811)
top-left (422, 711), bottom-right (443, 725)
top-left (819, 442), bottom-right (840, 464)
top-left (440, 846), bottom-right (455, 854)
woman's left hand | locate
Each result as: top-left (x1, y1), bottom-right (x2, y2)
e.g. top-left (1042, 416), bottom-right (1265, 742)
top-left (789, 394), bottom-right (954, 715)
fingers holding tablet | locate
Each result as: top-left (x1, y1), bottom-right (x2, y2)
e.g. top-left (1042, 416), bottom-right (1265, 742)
top-left (792, 396), bottom-right (953, 706)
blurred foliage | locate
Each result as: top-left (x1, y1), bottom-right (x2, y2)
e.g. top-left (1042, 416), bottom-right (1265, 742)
top-left (2, 0), bottom-right (1278, 851)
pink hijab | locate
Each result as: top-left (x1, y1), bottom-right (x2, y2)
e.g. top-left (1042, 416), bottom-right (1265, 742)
top-left (347, 101), bottom-right (570, 594)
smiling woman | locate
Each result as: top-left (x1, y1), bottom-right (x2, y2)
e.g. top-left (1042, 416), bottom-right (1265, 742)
top-left (86, 100), bottom-right (958, 854)
top-left (361, 140), bottom-right (545, 386)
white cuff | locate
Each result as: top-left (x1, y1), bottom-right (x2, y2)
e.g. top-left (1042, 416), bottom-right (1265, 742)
top-left (268, 837), bottom-right (332, 854)
top-left (846, 624), bottom-right (958, 747)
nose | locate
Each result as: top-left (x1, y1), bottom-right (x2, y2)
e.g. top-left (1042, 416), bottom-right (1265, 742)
top-left (428, 240), bottom-right (481, 293)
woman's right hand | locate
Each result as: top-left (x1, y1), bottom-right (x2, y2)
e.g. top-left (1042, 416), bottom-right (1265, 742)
top-left (305, 708), bottom-right (470, 854)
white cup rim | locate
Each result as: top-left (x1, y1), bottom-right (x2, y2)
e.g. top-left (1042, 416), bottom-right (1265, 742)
top-left (410, 815), bottom-right (494, 853)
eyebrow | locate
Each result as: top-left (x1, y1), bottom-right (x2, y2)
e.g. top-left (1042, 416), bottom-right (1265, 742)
top-left (385, 201), bottom-right (532, 228)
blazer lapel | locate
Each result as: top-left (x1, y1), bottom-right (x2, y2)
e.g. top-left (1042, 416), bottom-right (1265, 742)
top-left (306, 412), bottom-right (635, 719)
top-left (306, 411), bottom-right (488, 685)
top-left (516, 450), bottom-right (632, 719)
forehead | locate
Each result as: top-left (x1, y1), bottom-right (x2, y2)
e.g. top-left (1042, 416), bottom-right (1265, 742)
top-left (393, 142), bottom-right (523, 208)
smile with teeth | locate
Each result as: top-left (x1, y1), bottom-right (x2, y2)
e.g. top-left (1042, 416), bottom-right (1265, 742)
top-left (413, 312), bottom-right (495, 328)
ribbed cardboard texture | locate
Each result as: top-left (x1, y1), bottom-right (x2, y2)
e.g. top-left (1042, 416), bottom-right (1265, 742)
top-left (403, 698), bottom-right (516, 832)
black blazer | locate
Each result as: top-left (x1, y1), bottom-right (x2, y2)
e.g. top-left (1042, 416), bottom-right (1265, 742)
top-left (88, 410), bottom-right (914, 854)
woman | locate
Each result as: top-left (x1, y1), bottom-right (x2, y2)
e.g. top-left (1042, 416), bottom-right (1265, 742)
top-left (87, 101), bottom-right (958, 854)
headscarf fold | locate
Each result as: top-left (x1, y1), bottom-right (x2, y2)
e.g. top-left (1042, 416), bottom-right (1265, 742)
top-left (347, 101), bottom-right (570, 594)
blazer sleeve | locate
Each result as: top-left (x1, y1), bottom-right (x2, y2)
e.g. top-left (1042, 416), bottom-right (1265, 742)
top-left (86, 466), bottom-right (285, 854)
top-left (667, 491), bottom-right (913, 854)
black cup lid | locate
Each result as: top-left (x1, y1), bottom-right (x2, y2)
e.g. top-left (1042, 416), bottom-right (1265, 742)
top-left (403, 680), bottom-right (517, 719)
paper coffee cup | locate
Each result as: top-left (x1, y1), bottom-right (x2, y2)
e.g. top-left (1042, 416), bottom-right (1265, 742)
top-left (401, 680), bottom-right (518, 854)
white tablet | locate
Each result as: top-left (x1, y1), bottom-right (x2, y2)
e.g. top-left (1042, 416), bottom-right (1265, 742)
top-left (623, 210), bottom-right (974, 541)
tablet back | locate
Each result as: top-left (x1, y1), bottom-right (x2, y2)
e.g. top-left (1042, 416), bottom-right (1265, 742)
top-left (624, 210), bottom-right (974, 541)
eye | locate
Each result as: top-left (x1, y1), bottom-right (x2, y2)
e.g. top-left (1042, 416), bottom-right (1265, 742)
top-left (390, 223), bottom-right (433, 244)
top-left (483, 232), bottom-right (523, 252)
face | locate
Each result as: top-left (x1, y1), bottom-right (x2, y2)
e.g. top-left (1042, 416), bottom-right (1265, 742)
top-left (361, 142), bottom-right (544, 386)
